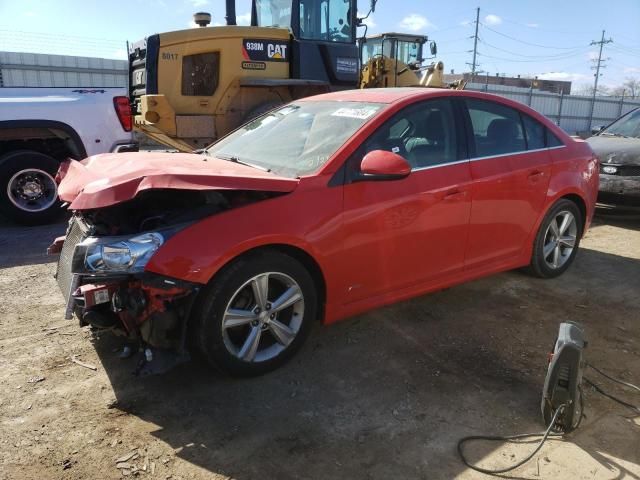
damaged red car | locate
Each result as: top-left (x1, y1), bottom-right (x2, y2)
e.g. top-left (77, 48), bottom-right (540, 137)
top-left (52, 88), bottom-right (598, 376)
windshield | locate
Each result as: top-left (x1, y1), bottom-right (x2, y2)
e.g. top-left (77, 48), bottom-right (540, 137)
top-left (601, 108), bottom-right (640, 138)
top-left (361, 38), bottom-right (423, 65)
top-left (206, 101), bottom-right (383, 177)
top-left (255, 0), bottom-right (292, 28)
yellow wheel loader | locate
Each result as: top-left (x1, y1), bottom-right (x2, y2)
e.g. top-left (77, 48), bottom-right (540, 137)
top-left (128, 0), bottom-right (462, 152)
top-left (359, 32), bottom-right (464, 89)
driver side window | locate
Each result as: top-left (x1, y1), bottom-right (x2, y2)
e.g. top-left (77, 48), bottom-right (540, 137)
top-left (362, 99), bottom-right (460, 170)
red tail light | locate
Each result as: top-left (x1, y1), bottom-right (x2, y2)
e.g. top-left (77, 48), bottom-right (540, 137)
top-left (113, 96), bottom-right (132, 132)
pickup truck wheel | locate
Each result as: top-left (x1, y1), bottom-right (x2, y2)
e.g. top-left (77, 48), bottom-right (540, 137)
top-left (0, 150), bottom-right (62, 225)
top-left (192, 251), bottom-right (317, 377)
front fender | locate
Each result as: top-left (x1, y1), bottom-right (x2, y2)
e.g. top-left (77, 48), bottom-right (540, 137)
top-left (145, 179), bottom-right (343, 288)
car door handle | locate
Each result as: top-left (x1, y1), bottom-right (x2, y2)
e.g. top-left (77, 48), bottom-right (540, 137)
top-left (443, 190), bottom-right (467, 201)
top-left (527, 170), bottom-right (545, 181)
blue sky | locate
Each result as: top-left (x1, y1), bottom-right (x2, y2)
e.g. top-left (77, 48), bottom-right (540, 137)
top-left (0, 0), bottom-right (639, 90)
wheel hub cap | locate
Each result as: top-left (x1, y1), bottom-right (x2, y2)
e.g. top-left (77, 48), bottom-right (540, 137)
top-left (22, 180), bottom-right (43, 198)
top-left (7, 169), bottom-right (58, 212)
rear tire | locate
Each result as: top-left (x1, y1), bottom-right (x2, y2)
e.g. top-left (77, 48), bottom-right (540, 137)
top-left (192, 250), bottom-right (317, 377)
top-left (528, 199), bottom-right (583, 278)
top-left (0, 150), bottom-right (62, 225)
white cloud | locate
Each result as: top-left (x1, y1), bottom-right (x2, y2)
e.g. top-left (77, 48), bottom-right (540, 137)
top-left (459, 19), bottom-right (472, 26)
top-left (188, 0), bottom-right (209, 7)
top-left (399, 14), bottom-right (434, 32)
top-left (624, 67), bottom-right (640, 73)
top-left (587, 51), bottom-right (599, 60)
top-left (357, 11), bottom-right (376, 29)
top-left (112, 49), bottom-right (127, 60)
top-left (237, 12), bottom-right (251, 25)
top-left (484, 14), bottom-right (502, 26)
top-left (24, 11), bottom-right (35, 17)
top-left (526, 23), bottom-right (539, 28)
top-left (538, 72), bottom-right (589, 82)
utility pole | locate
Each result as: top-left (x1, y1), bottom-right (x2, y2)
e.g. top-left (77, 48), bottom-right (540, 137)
top-left (467, 7), bottom-right (480, 81)
top-left (588, 30), bottom-right (613, 128)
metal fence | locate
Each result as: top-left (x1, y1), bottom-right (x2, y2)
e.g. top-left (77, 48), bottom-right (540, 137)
top-left (466, 82), bottom-right (640, 135)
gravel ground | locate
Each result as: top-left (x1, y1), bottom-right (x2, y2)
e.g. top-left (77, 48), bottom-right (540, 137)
top-left (0, 208), bottom-right (638, 480)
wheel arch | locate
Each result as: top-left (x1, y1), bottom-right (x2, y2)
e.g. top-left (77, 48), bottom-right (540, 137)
top-left (560, 193), bottom-right (587, 234)
top-left (205, 243), bottom-right (328, 322)
top-left (0, 120), bottom-right (87, 161)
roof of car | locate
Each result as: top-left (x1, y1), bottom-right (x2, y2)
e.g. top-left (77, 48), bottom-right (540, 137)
top-left (302, 88), bottom-right (441, 104)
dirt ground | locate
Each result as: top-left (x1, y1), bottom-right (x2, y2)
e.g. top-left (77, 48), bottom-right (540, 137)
top-left (0, 207), bottom-right (638, 480)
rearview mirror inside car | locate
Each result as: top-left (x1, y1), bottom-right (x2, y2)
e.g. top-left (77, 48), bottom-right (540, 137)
top-left (356, 150), bottom-right (411, 181)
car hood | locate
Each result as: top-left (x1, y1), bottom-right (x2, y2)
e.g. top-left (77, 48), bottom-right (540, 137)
top-left (58, 152), bottom-right (299, 210)
top-left (586, 135), bottom-right (640, 165)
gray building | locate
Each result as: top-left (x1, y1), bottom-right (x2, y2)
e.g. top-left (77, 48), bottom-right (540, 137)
top-left (0, 51), bottom-right (127, 88)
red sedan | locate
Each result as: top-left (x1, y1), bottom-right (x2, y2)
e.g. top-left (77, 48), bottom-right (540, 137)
top-left (53, 88), bottom-right (598, 376)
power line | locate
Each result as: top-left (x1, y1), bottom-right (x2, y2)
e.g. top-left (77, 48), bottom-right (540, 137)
top-left (480, 39), bottom-right (589, 59)
top-left (479, 52), bottom-right (591, 63)
top-left (499, 17), bottom-right (594, 36)
top-left (481, 24), bottom-right (585, 50)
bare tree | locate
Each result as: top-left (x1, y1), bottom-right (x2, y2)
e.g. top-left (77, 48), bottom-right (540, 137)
top-left (623, 77), bottom-right (640, 98)
top-left (574, 84), bottom-right (596, 96)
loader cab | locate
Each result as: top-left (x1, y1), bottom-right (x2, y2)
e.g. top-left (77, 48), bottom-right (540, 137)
top-left (360, 33), bottom-right (429, 67)
top-left (252, 0), bottom-right (360, 86)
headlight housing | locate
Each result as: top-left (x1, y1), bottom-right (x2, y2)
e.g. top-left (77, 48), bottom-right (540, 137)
top-left (73, 231), bottom-right (167, 274)
top-left (84, 232), bottom-right (164, 273)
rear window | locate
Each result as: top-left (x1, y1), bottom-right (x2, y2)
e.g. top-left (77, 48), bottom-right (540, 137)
top-left (522, 114), bottom-right (546, 150)
top-left (182, 52), bottom-right (219, 96)
top-left (546, 129), bottom-right (564, 147)
top-left (465, 99), bottom-right (526, 157)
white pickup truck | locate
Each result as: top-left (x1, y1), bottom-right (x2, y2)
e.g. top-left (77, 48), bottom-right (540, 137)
top-left (0, 87), bottom-right (137, 224)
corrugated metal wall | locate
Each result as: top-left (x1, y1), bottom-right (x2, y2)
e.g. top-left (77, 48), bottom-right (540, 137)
top-left (467, 82), bottom-right (640, 134)
top-left (0, 51), bottom-right (126, 88)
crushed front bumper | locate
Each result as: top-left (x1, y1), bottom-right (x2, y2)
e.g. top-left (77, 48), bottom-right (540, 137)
top-left (598, 173), bottom-right (640, 205)
top-left (51, 217), bottom-right (200, 351)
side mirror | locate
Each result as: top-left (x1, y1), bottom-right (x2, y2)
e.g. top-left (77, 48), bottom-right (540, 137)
top-left (591, 126), bottom-right (605, 135)
top-left (357, 150), bottom-right (411, 181)
top-left (430, 41), bottom-right (437, 56)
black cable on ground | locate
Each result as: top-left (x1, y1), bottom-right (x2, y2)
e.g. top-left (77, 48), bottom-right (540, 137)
top-left (457, 406), bottom-right (565, 475)
top-left (586, 363), bottom-right (640, 393)
top-left (583, 377), bottom-right (640, 414)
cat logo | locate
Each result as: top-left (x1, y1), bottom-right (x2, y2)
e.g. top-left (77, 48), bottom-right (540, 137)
top-left (267, 43), bottom-right (287, 60)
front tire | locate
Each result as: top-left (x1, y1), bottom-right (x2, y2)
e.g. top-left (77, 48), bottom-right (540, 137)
top-left (0, 150), bottom-right (62, 225)
top-left (528, 199), bottom-right (583, 278)
top-left (192, 250), bottom-right (317, 377)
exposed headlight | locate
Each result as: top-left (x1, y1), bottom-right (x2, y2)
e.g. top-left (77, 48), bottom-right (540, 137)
top-left (83, 232), bottom-right (164, 273)
top-left (602, 165), bottom-right (618, 174)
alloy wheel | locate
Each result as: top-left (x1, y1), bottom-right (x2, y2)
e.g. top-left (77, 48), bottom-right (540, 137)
top-left (221, 272), bottom-right (305, 363)
top-left (542, 210), bottom-right (577, 270)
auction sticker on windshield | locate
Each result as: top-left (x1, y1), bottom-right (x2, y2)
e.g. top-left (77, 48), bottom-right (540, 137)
top-left (331, 106), bottom-right (380, 119)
